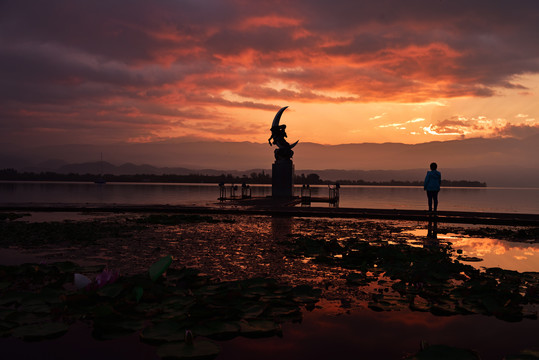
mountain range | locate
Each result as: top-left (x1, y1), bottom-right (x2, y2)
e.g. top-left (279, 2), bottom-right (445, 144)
top-left (1, 135), bottom-right (538, 187)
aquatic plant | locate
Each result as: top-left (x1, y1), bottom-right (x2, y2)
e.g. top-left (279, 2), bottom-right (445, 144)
top-left (406, 344), bottom-right (481, 360)
top-left (284, 235), bottom-right (539, 322)
top-left (0, 256), bottom-right (320, 359)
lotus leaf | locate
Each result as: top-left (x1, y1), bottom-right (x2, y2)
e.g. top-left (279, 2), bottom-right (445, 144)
top-left (504, 350), bottom-right (539, 360)
top-left (0, 257), bottom-right (321, 357)
top-left (97, 283), bottom-right (124, 298)
top-left (12, 322), bottom-right (68, 341)
top-left (239, 319), bottom-right (281, 338)
top-left (150, 255), bottom-right (173, 282)
top-left (133, 286), bottom-right (144, 303)
top-left (0, 292), bottom-right (28, 306)
top-left (6, 311), bottom-right (51, 326)
top-left (192, 321), bottom-right (240, 339)
top-left (140, 320), bottom-right (186, 344)
top-left (157, 340), bottom-right (220, 360)
top-left (291, 285), bottom-right (322, 303)
top-left (0, 319), bottom-right (17, 333)
top-left (406, 344), bottom-right (480, 359)
top-left (241, 304), bottom-right (266, 318)
top-left (17, 301), bottom-right (51, 314)
top-left (0, 309), bottom-right (15, 320)
top-left (266, 306), bottom-right (299, 318)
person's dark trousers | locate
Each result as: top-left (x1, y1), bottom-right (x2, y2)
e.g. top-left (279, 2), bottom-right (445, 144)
top-left (427, 190), bottom-right (439, 211)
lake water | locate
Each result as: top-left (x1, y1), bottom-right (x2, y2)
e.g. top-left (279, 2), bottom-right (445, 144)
top-left (1, 181), bottom-right (539, 214)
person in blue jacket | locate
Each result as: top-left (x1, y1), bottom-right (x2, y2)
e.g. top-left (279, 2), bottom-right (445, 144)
top-left (424, 162), bottom-right (441, 212)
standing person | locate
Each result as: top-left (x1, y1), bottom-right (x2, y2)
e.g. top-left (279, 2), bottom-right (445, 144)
top-left (424, 162), bottom-right (441, 212)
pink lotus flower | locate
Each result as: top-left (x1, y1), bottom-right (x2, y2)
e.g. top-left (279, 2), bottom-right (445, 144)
top-left (96, 268), bottom-right (119, 288)
top-left (74, 268), bottom-right (120, 290)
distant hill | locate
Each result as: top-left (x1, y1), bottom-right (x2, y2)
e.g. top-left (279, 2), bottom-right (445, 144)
top-left (1, 134), bottom-right (538, 187)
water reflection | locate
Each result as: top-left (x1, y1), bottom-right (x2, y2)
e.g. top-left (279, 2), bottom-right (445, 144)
top-left (408, 227), bottom-right (539, 273)
top-left (427, 215), bottom-right (438, 240)
top-left (451, 237), bottom-right (539, 272)
top-left (219, 299), bottom-right (539, 360)
top-left (271, 216), bottom-right (293, 242)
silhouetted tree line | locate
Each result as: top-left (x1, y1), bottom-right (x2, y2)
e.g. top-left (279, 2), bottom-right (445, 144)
top-left (0, 169), bottom-right (273, 184)
top-left (0, 168), bottom-right (486, 187)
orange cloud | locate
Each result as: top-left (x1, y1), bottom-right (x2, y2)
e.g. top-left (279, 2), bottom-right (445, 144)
top-left (237, 15), bottom-right (302, 30)
top-left (1, 0), bottom-right (539, 146)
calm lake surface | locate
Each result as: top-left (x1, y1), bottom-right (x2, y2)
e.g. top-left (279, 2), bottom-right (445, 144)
top-left (2, 181), bottom-right (539, 214)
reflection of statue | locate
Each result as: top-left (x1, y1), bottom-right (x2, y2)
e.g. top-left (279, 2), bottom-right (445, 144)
top-left (271, 215), bottom-right (293, 242)
top-left (268, 106), bottom-right (298, 161)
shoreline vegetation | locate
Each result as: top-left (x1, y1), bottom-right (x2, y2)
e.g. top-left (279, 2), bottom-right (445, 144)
top-left (0, 169), bottom-right (487, 187)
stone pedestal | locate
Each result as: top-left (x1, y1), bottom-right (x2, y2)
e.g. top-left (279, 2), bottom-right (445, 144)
top-left (272, 159), bottom-right (294, 198)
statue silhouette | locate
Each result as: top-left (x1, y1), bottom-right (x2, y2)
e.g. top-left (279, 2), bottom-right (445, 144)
top-left (268, 106), bottom-right (298, 161)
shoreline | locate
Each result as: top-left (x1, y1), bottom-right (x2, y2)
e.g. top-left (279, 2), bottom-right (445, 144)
top-left (2, 201), bottom-right (539, 226)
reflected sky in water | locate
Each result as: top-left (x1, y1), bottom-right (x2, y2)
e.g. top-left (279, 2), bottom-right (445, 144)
top-left (218, 299), bottom-right (539, 360)
top-left (406, 228), bottom-right (539, 273)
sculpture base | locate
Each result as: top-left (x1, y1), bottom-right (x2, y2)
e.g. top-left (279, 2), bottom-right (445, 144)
top-left (272, 160), bottom-right (294, 199)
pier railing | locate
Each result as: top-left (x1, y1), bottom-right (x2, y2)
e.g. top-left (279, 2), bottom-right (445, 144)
top-left (219, 183), bottom-right (251, 201)
top-left (328, 183), bottom-right (340, 207)
top-left (301, 184), bottom-right (311, 206)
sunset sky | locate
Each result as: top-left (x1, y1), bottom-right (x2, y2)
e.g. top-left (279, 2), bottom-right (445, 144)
top-left (1, 0), bottom-right (539, 147)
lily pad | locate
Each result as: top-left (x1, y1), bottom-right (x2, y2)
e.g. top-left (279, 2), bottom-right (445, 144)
top-left (291, 285), bottom-right (322, 303)
top-left (267, 306), bottom-right (300, 318)
top-left (0, 257), bottom-right (321, 355)
top-left (140, 321), bottom-right (186, 344)
top-left (91, 304), bottom-right (115, 318)
top-left (239, 320), bottom-right (281, 338)
top-left (406, 344), bottom-right (481, 360)
top-left (97, 283), bottom-right (124, 298)
top-left (150, 255), bottom-right (173, 282)
top-left (0, 309), bottom-right (15, 320)
top-left (6, 311), bottom-right (51, 326)
top-left (504, 350), bottom-right (539, 360)
top-left (18, 301), bottom-right (51, 314)
top-left (241, 304), bottom-right (266, 318)
top-left (133, 286), bottom-right (144, 303)
top-left (0, 292), bottom-right (28, 306)
top-left (192, 321), bottom-right (240, 339)
top-left (157, 340), bottom-right (220, 360)
top-left (12, 322), bottom-right (68, 341)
